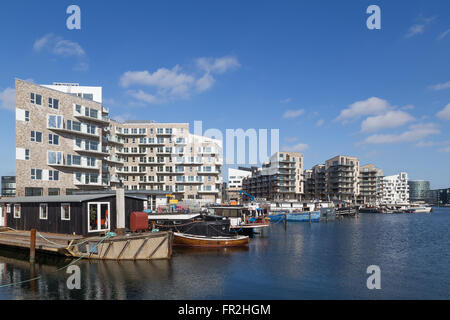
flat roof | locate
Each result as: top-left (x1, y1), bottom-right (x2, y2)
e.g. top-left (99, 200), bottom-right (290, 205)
top-left (0, 194), bottom-right (144, 204)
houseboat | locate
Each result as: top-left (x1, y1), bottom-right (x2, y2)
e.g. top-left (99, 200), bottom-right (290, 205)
top-left (204, 205), bottom-right (270, 233)
top-left (0, 192), bottom-right (172, 260)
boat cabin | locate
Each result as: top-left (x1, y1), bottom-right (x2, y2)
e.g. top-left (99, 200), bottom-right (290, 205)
top-left (0, 194), bottom-right (144, 236)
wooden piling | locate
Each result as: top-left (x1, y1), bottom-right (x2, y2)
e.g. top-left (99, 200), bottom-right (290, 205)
top-left (309, 212), bottom-right (311, 225)
top-left (29, 229), bottom-right (36, 264)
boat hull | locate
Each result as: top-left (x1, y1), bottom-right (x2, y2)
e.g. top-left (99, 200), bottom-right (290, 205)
top-left (268, 211), bottom-right (321, 222)
top-left (173, 232), bottom-right (249, 248)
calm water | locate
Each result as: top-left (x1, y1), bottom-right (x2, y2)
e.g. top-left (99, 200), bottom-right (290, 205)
top-left (0, 207), bottom-right (449, 300)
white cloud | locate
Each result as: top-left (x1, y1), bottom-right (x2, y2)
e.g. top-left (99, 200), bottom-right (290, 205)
top-left (415, 141), bottom-right (435, 148)
top-left (34, 33), bottom-right (85, 57)
top-left (438, 146), bottom-right (450, 153)
top-left (429, 81), bottom-right (450, 91)
top-left (126, 90), bottom-right (159, 104)
top-left (437, 103), bottom-right (450, 120)
top-left (196, 56), bottom-right (240, 74)
top-left (120, 56), bottom-right (239, 104)
top-left (196, 73), bottom-right (215, 92)
top-left (280, 98), bottom-right (292, 104)
top-left (438, 29), bottom-right (450, 40)
top-left (0, 87), bottom-right (15, 111)
top-left (405, 24), bottom-right (426, 38)
top-left (336, 97), bottom-right (390, 122)
top-left (282, 143), bottom-right (308, 152)
top-left (283, 109), bottom-right (304, 119)
top-left (316, 119), bottom-right (324, 127)
top-left (405, 16), bottom-right (435, 38)
top-left (361, 123), bottom-right (440, 145)
top-left (361, 110), bottom-right (415, 132)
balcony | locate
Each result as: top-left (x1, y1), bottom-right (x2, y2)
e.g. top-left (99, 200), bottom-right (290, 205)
top-left (74, 144), bottom-right (109, 157)
top-left (156, 130), bottom-right (174, 136)
top-left (74, 174), bottom-right (106, 187)
top-left (105, 135), bottom-right (125, 145)
top-left (138, 138), bottom-right (165, 146)
top-left (49, 156), bottom-right (100, 171)
top-left (116, 149), bottom-right (147, 156)
top-left (74, 111), bottom-right (110, 126)
top-left (198, 186), bottom-right (219, 193)
top-left (116, 129), bottom-right (147, 136)
top-left (104, 155), bottom-right (125, 165)
top-left (197, 167), bottom-right (221, 175)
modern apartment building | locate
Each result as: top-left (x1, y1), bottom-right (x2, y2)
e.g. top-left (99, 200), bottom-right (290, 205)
top-left (358, 164), bottom-right (384, 205)
top-left (225, 167), bottom-right (252, 202)
top-left (304, 164), bottom-right (327, 201)
top-left (242, 152), bottom-right (304, 201)
top-left (1, 176), bottom-right (16, 197)
top-left (107, 120), bottom-right (223, 203)
top-left (14, 79), bottom-right (222, 203)
top-left (381, 172), bottom-right (409, 205)
top-left (325, 155), bottom-right (360, 203)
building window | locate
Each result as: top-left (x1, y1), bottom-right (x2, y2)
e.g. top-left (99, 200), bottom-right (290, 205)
top-left (48, 98), bottom-right (59, 109)
top-left (88, 202), bottom-right (110, 233)
top-left (6, 204), bottom-right (11, 213)
top-left (49, 134), bottom-right (60, 145)
top-left (61, 204), bottom-right (70, 220)
top-left (31, 131), bottom-right (42, 143)
top-left (13, 204), bottom-right (21, 219)
top-left (25, 110), bottom-right (30, 122)
top-left (25, 187), bottom-right (43, 197)
top-left (30, 93), bottom-right (42, 105)
top-left (25, 149), bottom-right (30, 160)
top-left (48, 115), bottom-right (63, 129)
top-left (48, 151), bottom-right (63, 165)
top-left (49, 188), bottom-right (60, 196)
top-left (31, 169), bottom-right (43, 180)
top-left (49, 170), bottom-right (60, 181)
top-left (39, 204), bottom-right (48, 220)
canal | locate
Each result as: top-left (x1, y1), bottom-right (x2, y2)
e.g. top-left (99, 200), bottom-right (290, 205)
top-left (0, 207), bottom-right (449, 300)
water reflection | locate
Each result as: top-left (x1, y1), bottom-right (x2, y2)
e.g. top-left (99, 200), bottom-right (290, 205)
top-left (0, 208), bottom-right (449, 300)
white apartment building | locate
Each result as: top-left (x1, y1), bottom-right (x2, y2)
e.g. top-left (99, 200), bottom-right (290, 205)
top-left (228, 168), bottom-right (252, 190)
top-left (381, 172), bottom-right (409, 205)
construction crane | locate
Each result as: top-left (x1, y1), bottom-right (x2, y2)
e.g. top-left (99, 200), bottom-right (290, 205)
top-left (239, 190), bottom-right (256, 202)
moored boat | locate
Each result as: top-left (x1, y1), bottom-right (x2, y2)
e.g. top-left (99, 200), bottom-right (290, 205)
top-left (173, 232), bottom-right (249, 248)
top-left (268, 211), bottom-right (321, 222)
top-left (407, 206), bottom-right (433, 213)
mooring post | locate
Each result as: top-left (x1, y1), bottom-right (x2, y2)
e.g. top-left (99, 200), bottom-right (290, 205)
top-left (30, 229), bottom-right (36, 264)
top-left (283, 213), bottom-right (287, 229)
top-left (309, 212), bottom-right (311, 225)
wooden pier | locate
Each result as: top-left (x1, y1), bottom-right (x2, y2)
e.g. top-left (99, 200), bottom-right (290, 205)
top-left (335, 207), bottom-right (359, 218)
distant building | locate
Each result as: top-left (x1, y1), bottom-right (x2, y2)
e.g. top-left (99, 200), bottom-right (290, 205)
top-left (1, 176), bottom-right (16, 197)
top-left (381, 172), bottom-right (409, 205)
top-left (325, 155), bottom-right (360, 203)
top-left (408, 180), bottom-right (430, 202)
top-left (304, 164), bottom-right (327, 201)
top-left (243, 152), bottom-right (304, 201)
top-left (227, 168), bottom-right (252, 202)
top-left (358, 164), bottom-right (384, 205)
top-left (427, 188), bottom-right (450, 206)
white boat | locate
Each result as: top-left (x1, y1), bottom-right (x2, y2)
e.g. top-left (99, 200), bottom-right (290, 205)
top-left (407, 206), bottom-right (432, 213)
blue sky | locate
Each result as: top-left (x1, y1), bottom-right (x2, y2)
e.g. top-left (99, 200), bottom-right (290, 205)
top-left (0, 0), bottom-right (449, 188)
